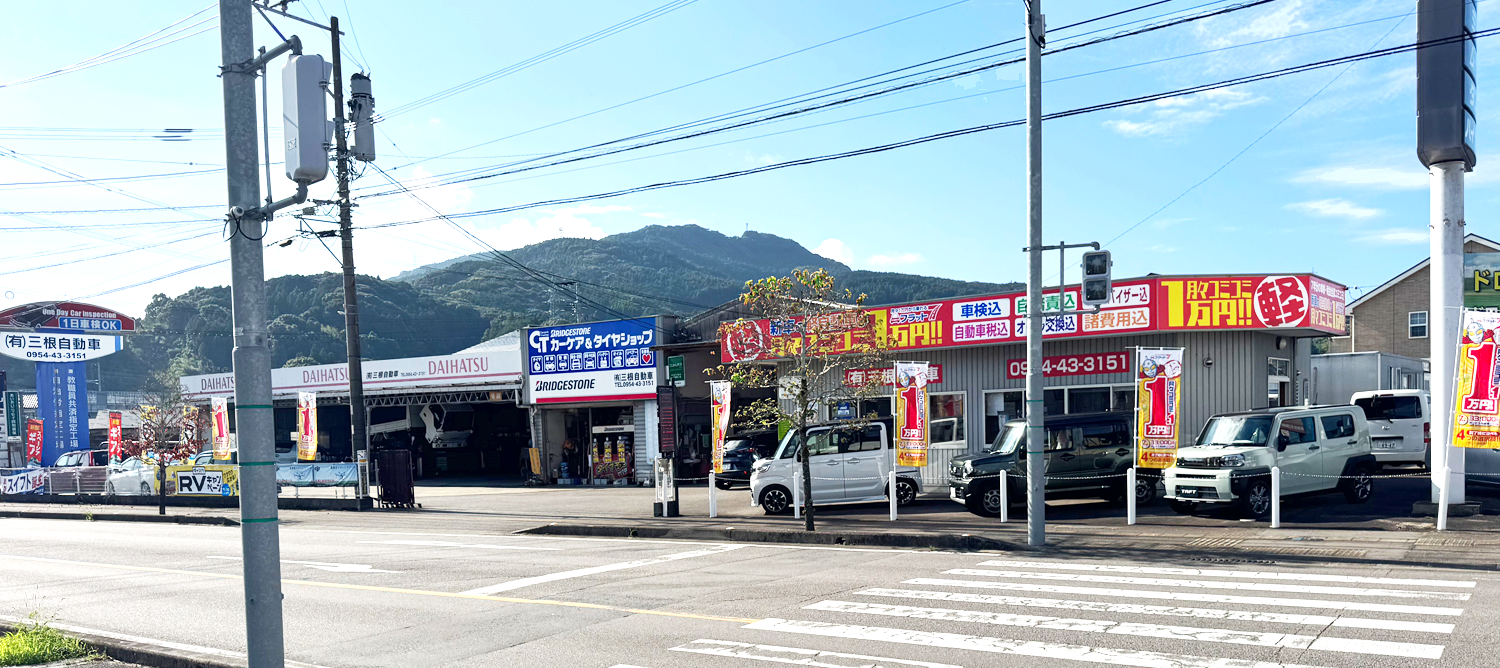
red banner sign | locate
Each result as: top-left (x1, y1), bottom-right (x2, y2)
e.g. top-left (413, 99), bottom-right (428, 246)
top-left (1006, 352), bottom-right (1129, 380)
top-left (25, 419), bottom-right (44, 464)
top-left (107, 412), bottom-right (123, 460)
top-left (721, 274), bottom-right (1345, 363)
top-left (0, 301), bottom-right (136, 332)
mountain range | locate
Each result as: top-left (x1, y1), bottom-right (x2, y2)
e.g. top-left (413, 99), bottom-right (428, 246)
top-left (2, 225), bottom-right (1018, 391)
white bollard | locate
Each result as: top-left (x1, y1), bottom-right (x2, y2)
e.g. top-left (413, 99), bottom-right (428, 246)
top-left (889, 470), bottom-right (898, 521)
top-left (1437, 465), bottom-right (1451, 531)
top-left (999, 470), bottom-right (1008, 523)
top-left (708, 472), bottom-right (718, 518)
top-left (793, 468), bottom-right (802, 520)
top-left (1126, 467), bottom-right (1137, 526)
top-left (1270, 466), bottom-right (1281, 529)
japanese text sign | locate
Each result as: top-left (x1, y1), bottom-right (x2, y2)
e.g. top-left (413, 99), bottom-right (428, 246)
top-left (526, 319), bottom-right (659, 403)
top-left (0, 301), bottom-right (135, 332)
top-left (297, 392), bottom-right (318, 461)
top-left (25, 418), bottom-right (43, 464)
top-left (710, 381), bottom-right (731, 475)
top-left (893, 362), bottom-right (930, 467)
top-left (844, 364), bottom-right (943, 387)
top-left (1453, 310), bottom-right (1500, 448)
top-left (107, 411), bottom-right (123, 461)
top-left (211, 398), bottom-right (231, 460)
top-left (0, 332), bottom-right (122, 362)
top-left (1135, 348), bottom-right (1184, 469)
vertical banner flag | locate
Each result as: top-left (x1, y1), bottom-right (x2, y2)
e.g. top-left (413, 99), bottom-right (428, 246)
top-left (107, 411), bottom-right (123, 461)
top-left (709, 380), bottom-right (732, 474)
top-left (893, 361), bottom-right (930, 467)
top-left (34, 361), bottom-right (88, 467)
top-left (297, 392), bottom-right (319, 461)
top-left (25, 418), bottom-right (44, 465)
top-left (1135, 348), bottom-right (1185, 468)
top-left (210, 397), bottom-right (231, 460)
top-left (1454, 310), bottom-right (1500, 448)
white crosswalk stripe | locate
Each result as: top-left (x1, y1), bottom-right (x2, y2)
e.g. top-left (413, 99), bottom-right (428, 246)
top-left (802, 600), bottom-right (1445, 659)
top-left (853, 588), bottom-right (1456, 633)
top-left (941, 569), bottom-right (1472, 600)
top-left (974, 560), bottom-right (1477, 588)
top-left (670, 639), bottom-right (963, 668)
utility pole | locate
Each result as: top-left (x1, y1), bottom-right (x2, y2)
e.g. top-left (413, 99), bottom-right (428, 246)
top-left (1023, 0), bottom-right (1045, 548)
top-left (329, 16), bottom-right (370, 481)
top-left (218, 0), bottom-right (285, 665)
top-left (1416, 0), bottom-right (1476, 512)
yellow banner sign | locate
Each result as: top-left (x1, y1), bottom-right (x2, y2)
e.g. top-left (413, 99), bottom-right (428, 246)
top-left (211, 397), bottom-right (231, 460)
top-left (1454, 310), bottom-right (1500, 448)
top-left (297, 392), bottom-right (319, 461)
top-left (710, 381), bottom-right (732, 474)
top-left (893, 362), bottom-right (930, 467)
top-left (1135, 348), bottom-right (1184, 468)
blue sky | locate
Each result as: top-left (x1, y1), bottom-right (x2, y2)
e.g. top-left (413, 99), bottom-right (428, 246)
top-left (0, 0), bottom-right (1494, 318)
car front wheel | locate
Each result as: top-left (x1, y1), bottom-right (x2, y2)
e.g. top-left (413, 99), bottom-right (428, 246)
top-left (760, 486), bottom-right (792, 515)
top-left (894, 479), bottom-right (918, 507)
top-left (1239, 480), bottom-right (1272, 519)
top-left (966, 486), bottom-right (1005, 517)
top-left (141, 481), bottom-right (153, 495)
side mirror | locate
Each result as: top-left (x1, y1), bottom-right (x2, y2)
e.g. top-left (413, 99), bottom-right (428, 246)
top-left (1276, 435), bottom-right (1289, 451)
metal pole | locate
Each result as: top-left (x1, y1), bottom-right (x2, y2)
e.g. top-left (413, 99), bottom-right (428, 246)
top-left (219, 1), bottom-right (285, 665)
top-left (1024, 0), bottom-right (1046, 548)
top-left (1126, 467), bottom-right (1136, 525)
top-left (1270, 466), bottom-right (1281, 528)
top-left (1438, 465), bottom-right (1452, 531)
top-left (708, 471), bottom-right (717, 518)
top-left (330, 18), bottom-right (369, 489)
top-left (888, 470), bottom-right (898, 521)
top-left (1430, 160), bottom-right (1465, 505)
top-left (998, 469), bottom-right (1008, 523)
top-left (793, 467), bottom-right (802, 520)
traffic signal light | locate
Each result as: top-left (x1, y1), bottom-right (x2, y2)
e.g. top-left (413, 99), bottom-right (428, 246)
top-left (1081, 250), bottom-right (1112, 307)
top-left (282, 54), bottom-right (332, 184)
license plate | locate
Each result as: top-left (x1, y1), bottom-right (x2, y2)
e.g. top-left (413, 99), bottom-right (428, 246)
top-left (1375, 442), bottom-right (1399, 449)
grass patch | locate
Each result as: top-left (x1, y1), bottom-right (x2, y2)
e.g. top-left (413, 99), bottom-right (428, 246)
top-left (0, 616), bottom-right (101, 666)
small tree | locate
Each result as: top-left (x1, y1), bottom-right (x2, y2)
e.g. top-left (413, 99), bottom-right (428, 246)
top-left (712, 269), bottom-right (889, 531)
top-left (120, 373), bottom-right (209, 515)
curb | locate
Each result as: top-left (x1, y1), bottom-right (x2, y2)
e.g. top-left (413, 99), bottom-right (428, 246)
top-left (0, 511), bottom-right (238, 526)
top-left (517, 523), bottom-right (1031, 552)
top-left (0, 621), bottom-right (241, 668)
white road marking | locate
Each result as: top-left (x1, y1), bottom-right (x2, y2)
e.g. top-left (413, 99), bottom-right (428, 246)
top-left (804, 600), bottom-right (1445, 659)
top-left (0, 614), bottom-right (331, 668)
top-left (671, 639), bottom-right (962, 668)
top-left (357, 539), bottom-right (561, 551)
top-left (976, 560), bottom-right (1477, 588)
top-left (855, 588), bottom-right (1455, 633)
top-left (905, 578), bottom-right (1466, 617)
top-left (302, 528), bottom-right (960, 554)
top-left (944, 569), bottom-right (1471, 601)
top-left (460, 544), bottom-right (746, 595)
top-left (205, 556), bottom-right (397, 573)
top-left (745, 618), bottom-right (1333, 668)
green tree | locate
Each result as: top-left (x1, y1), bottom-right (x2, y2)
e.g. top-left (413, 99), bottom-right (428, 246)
top-left (712, 269), bottom-right (889, 532)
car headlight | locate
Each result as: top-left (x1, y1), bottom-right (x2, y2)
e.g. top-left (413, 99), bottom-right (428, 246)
top-left (752, 460), bottom-right (773, 473)
top-left (963, 460), bottom-right (974, 474)
top-left (1219, 454), bottom-right (1246, 467)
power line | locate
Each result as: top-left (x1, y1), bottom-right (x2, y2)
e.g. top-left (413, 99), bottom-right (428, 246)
top-left (363, 0), bottom-right (1280, 198)
top-left (0, 5), bottom-right (217, 88)
top-left (0, 204), bottom-right (222, 216)
top-left (376, 0), bottom-right (701, 121)
top-left (359, 27), bottom-right (1495, 231)
top-left (0, 167), bottom-right (223, 190)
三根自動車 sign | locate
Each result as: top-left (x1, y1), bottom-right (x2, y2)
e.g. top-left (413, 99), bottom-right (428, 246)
top-left (0, 332), bottom-right (123, 362)
top-left (526, 319), bottom-right (659, 403)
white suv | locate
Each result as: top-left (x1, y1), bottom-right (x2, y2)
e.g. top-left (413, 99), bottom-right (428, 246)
top-left (1351, 390), bottom-right (1430, 468)
top-left (1163, 406), bottom-right (1377, 518)
top-left (750, 419), bottom-right (921, 515)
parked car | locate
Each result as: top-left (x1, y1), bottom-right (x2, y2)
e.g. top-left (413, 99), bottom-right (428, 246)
top-left (1351, 390), bottom-right (1430, 468)
top-left (52, 449), bottom-right (109, 467)
top-left (750, 418), bottom-right (921, 515)
top-left (1162, 405), bottom-right (1377, 519)
top-left (948, 412), bottom-right (1156, 517)
top-left (715, 429), bottom-right (780, 489)
top-left (191, 450), bottom-right (238, 465)
top-left (106, 457), bottom-right (157, 496)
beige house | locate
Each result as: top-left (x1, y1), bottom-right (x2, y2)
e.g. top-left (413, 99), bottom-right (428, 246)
top-left (1329, 233), bottom-right (1500, 358)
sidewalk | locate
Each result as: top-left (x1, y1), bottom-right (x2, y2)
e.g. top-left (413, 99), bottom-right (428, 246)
top-left (4, 476), bottom-right (1497, 569)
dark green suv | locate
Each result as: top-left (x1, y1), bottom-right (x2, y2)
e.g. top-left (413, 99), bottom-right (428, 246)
top-left (948, 412), bottom-right (1158, 516)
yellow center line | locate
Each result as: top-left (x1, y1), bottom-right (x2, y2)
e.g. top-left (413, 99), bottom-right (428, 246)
top-left (0, 554), bottom-right (759, 625)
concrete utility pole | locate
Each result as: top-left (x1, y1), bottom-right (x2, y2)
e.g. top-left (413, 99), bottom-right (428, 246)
top-left (330, 16), bottom-right (370, 477)
top-left (218, 0), bottom-right (286, 664)
top-left (1023, 0), bottom-right (1046, 548)
top-left (1430, 162), bottom-right (1465, 505)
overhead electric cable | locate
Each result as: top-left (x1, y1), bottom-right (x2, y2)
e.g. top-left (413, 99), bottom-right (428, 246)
top-left (0, 5), bottom-right (217, 88)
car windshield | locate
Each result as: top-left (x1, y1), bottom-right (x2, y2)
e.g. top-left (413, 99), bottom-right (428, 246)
top-left (1355, 396), bottom-right (1422, 420)
top-left (1196, 416), bottom-right (1275, 447)
top-left (724, 438), bottom-right (755, 452)
top-left (988, 424), bottom-right (1025, 455)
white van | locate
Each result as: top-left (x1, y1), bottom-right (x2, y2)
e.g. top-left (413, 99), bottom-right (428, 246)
top-left (1351, 390), bottom-right (1430, 467)
top-left (749, 419), bottom-right (922, 515)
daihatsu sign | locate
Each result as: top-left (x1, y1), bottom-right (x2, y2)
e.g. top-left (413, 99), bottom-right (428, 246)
top-left (180, 351), bottom-right (520, 399)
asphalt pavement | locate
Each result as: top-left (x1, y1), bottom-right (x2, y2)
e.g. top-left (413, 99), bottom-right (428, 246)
top-left (2, 514), bottom-right (1500, 668)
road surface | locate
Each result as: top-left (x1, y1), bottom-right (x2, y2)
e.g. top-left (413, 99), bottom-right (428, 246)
top-left (2, 516), bottom-right (1497, 667)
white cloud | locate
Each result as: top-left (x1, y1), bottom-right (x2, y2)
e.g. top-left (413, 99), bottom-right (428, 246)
top-left (813, 238), bottom-right (854, 265)
top-left (953, 74), bottom-right (983, 90)
top-left (742, 152), bottom-right (781, 166)
top-left (1104, 88), bottom-right (1263, 137)
top-left (1146, 245), bottom-right (1178, 253)
top-left (641, 212), bottom-right (668, 219)
top-left (1199, 0), bottom-right (1308, 48)
top-left (475, 206), bottom-right (625, 250)
top-left (1286, 198), bottom-right (1382, 219)
top-left (1359, 228), bottom-right (1428, 245)
top-left (866, 252), bottom-right (924, 267)
top-left (1296, 165), bottom-right (1427, 189)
